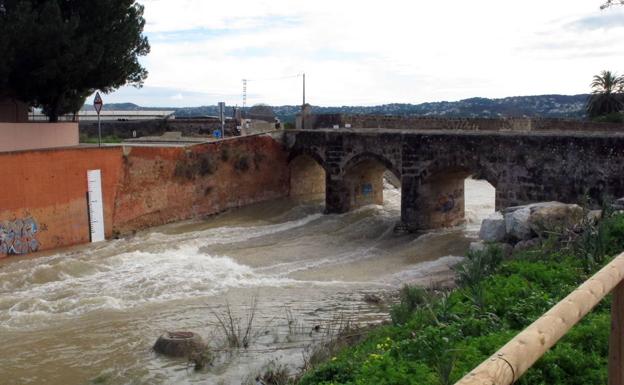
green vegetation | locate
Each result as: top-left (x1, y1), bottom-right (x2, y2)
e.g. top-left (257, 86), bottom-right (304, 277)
top-left (234, 154), bottom-right (251, 172)
top-left (79, 133), bottom-right (123, 144)
top-left (295, 212), bottom-right (624, 385)
top-left (586, 70), bottom-right (624, 119)
top-left (0, 0), bottom-right (149, 121)
top-left (174, 152), bottom-right (217, 180)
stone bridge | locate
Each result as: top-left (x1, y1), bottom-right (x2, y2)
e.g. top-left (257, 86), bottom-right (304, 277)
top-left (283, 128), bottom-right (624, 231)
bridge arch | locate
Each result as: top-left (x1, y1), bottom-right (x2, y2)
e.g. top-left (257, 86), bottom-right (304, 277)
top-left (341, 152), bottom-right (400, 180)
top-left (288, 150), bottom-right (327, 202)
top-left (339, 152), bottom-right (401, 210)
top-left (402, 160), bottom-right (500, 230)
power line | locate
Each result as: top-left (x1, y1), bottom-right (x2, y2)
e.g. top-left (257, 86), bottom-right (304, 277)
top-left (244, 74), bottom-right (302, 83)
top-left (241, 73), bottom-right (304, 112)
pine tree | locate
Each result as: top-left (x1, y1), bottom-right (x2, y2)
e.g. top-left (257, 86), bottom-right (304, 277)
top-left (0, 0), bottom-right (150, 121)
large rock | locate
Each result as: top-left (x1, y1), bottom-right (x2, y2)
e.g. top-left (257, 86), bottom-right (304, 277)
top-left (469, 241), bottom-right (486, 253)
top-left (614, 198), bottom-right (624, 211)
top-left (528, 202), bottom-right (583, 236)
top-left (513, 238), bottom-right (542, 252)
top-left (504, 206), bottom-right (532, 241)
top-left (479, 212), bottom-right (506, 242)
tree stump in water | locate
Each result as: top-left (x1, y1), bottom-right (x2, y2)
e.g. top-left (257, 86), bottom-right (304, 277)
top-left (153, 331), bottom-right (206, 358)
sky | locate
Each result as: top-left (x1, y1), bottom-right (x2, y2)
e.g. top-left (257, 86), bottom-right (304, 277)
top-left (97, 0), bottom-right (624, 108)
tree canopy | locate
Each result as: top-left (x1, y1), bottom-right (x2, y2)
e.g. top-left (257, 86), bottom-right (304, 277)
top-left (0, 0), bottom-right (150, 121)
top-left (601, 0), bottom-right (624, 9)
top-left (586, 70), bottom-right (624, 119)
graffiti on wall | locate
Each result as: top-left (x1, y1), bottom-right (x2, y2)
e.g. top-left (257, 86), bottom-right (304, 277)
top-left (435, 189), bottom-right (463, 213)
top-left (0, 217), bottom-right (44, 256)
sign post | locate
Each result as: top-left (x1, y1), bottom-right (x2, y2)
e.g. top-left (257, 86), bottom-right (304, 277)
top-left (93, 92), bottom-right (103, 147)
top-left (218, 102), bottom-right (225, 139)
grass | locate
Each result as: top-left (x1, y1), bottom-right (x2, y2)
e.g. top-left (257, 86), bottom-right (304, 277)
top-left (294, 212), bottom-right (624, 385)
top-left (80, 134), bottom-right (123, 143)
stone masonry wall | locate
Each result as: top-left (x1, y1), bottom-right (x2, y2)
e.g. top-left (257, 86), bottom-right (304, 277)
top-left (80, 118), bottom-right (240, 140)
top-left (287, 130), bottom-right (624, 230)
top-left (309, 114), bottom-right (624, 132)
top-left (113, 135), bottom-right (289, 233)
top-left (0, 135), bottom-right (290, 258)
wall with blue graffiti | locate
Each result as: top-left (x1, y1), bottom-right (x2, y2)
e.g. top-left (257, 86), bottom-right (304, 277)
top-left (0, 217), bottom-right (44, 256)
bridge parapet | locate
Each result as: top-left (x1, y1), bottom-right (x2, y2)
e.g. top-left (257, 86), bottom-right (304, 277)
top-left (285, 129), bottom-right (624, 231)
top-left (300, 114), bottom-right (624, 133)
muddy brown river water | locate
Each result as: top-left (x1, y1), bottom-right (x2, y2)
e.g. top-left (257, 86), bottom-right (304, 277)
top-left (0, 180), bottom-right (494, 385)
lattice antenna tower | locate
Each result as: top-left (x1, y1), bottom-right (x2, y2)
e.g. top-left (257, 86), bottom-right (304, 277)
top-left (242, 79), bottom-right (248, 113)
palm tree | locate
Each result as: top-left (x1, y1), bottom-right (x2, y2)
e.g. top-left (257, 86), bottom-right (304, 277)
top-left (601, 0), bottom-right (624, 9)
top-left (586, 70), bottom-right (624, 118)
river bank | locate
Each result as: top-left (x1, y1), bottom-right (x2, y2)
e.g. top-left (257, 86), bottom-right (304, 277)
top-left (293, 211), bottom-right (624, 385)
top-left (0, 181), bottom-right (494, 385)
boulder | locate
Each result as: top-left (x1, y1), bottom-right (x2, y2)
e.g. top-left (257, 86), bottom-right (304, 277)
top-left (479, 212), bottom-right (506, 242)
top-left (587, 210), bottom-right (602, 224)
top-left (614, 198), bottom-right (624, 211)
top-left (469, 241), bottom-right (486, 253)
top-left (528, 202), bottom-right (583, 236)
top-left (504, 206), bottom-right (532, 241)
top-left (498, 242), bottom-right (514, 259)
top-left (514, 238), bottom-right (541, 252)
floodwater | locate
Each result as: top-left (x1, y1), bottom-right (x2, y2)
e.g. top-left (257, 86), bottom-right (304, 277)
top-left (0, 180), bottom-right (495, 385)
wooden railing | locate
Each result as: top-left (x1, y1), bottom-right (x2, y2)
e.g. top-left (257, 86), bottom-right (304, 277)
top-left (454, 252), bottom-right (624, 385)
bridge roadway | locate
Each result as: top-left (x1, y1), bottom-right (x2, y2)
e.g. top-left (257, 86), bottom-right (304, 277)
top-left (284, 127), bottom-right (624, 231)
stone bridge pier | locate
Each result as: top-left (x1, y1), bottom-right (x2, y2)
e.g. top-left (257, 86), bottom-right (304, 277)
top-left (285, 130), bottom-right (624, 231)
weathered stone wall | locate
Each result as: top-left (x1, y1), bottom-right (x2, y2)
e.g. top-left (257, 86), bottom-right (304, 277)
top-left (0, 135), bottom-right (290, 258)
top-left (80, 118), bottom-right (240, 140)
top-left (343, 159), bottom-right (385, 209)
top-left (289, 155), bottom-right (326, 200)
top-left (416, 170), bottom-right (466, 228)
top-left (308, 114), bottom-right (624, 132)
top-left (287, 130), bottom-right (624, 230)
top-left (113, 135), bottom-right (289, 233)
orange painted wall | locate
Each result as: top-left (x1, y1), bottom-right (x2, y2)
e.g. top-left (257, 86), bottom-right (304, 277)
top-left (0, 135), bottom-right (290, 258)
top-left (113, 135), bottom-right (290, 233)
top-left (0, 147), bottom-right (123, 256)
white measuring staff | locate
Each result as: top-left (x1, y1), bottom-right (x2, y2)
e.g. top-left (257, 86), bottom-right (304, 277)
top-left (87, 169), bottom-right (105, 242)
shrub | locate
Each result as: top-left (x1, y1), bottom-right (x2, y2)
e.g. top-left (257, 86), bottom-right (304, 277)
top-left (173, 152), bottom-right (217, 180)
top-left (220, 146), bottom-right (230, 162)
top-left (390, 285), bottom-right (428, 325)
top-left (253, 152), bottom-right (266, 170)
top-left (454, 245), bottom-right (503, 288)
top-left (234, 155), bottom-right (250, 172)
top-left (293, 214), bottom-right (624, 385)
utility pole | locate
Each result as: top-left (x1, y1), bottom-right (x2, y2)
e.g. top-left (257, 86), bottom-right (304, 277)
top-left (218, 102), bottom-right (225, 139)
top-left (242, 79), bottom-right (247, 113)
top-left (301, 73), bottom-right (306, 130)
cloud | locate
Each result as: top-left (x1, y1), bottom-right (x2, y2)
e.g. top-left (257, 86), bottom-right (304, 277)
top-left (93, 86), bottom-right (239, 108)
top-left (106, 0), bottom-right (624, 106)
top-left (566, 11), bottom-right (624, 31)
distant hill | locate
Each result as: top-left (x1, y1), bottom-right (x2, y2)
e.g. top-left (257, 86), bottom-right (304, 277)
top-left (85, 94), bottom-right (590, 123)
top-left (81, 102), bottom-right (171, 111)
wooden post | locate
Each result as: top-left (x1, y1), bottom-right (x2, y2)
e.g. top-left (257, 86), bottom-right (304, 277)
top-left (455, 253), bottom-right (624, 385)
top-left (609, 281), bottom-right (624, 385)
